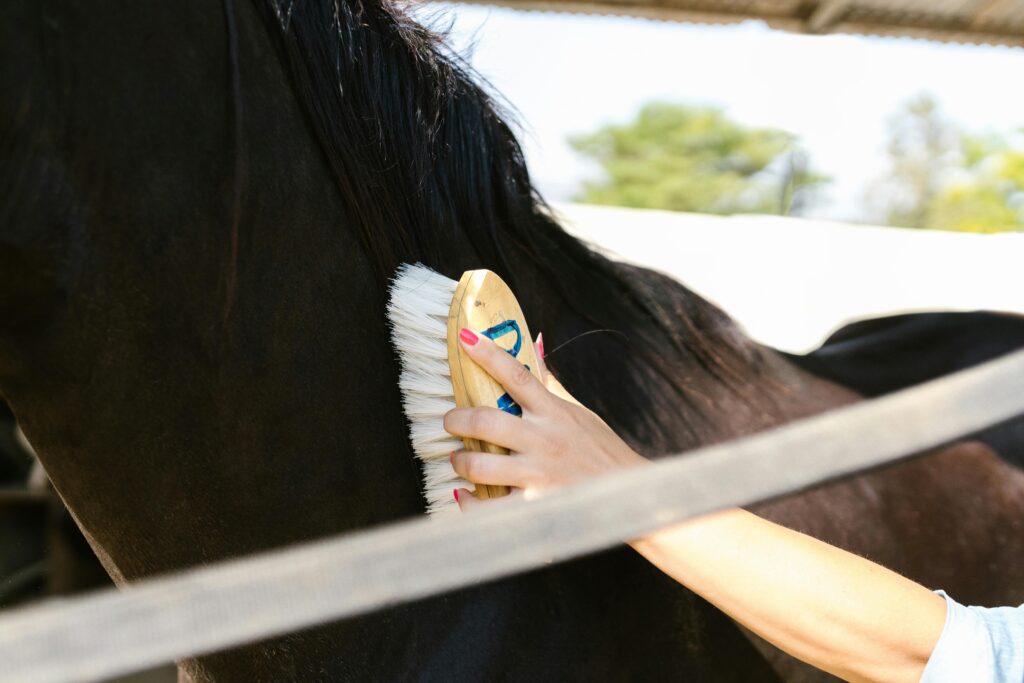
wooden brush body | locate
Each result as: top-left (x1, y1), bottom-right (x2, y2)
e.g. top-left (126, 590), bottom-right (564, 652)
top-left (447, 270), bottom-right (541, 499)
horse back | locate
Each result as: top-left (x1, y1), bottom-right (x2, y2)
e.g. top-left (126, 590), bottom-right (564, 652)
top-left (787, 311), bottom-right (1024, 468)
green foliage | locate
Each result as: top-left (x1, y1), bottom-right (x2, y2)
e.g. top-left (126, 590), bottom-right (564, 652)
top-left (876, 95), bottom-right (1024, 233)
top-left (569, 102), bottom-right (828, 215)
top-left (876, 95), bottom-right (959, 229)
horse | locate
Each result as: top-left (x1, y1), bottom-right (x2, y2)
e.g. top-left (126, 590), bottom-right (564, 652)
top-left (789, 310), bottom-right (1024, 470)
top-left (1, 1), bottom-right (1022, 681)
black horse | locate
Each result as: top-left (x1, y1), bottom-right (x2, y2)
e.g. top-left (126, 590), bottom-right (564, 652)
top-left (2, 2), bottom-right (1022, 681)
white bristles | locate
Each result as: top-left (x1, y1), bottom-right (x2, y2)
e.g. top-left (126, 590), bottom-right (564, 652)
top-left (387, 263), bottom-right (468, 516)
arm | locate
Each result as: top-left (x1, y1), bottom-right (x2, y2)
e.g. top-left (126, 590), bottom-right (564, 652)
top-left (444, 329), bottom-right (945, 683)
top-left (632, 508), bottom-right (944, 683)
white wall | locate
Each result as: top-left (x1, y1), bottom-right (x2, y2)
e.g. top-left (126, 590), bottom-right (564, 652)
top-left (552, 202), bottom-right (1024, 353)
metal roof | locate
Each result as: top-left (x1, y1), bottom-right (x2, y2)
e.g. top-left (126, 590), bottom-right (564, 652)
top-left (447, 0), bottom-right (1024, 47)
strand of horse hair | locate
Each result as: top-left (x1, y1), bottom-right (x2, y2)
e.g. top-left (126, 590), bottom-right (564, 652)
top-left (543, 328), bottom-right (631, 358)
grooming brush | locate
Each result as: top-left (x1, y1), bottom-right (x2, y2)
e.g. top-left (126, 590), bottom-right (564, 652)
top-left (387, 263), bottom-right (542, 515)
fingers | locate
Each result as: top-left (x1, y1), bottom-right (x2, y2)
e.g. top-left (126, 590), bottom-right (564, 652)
top-left (460, 328), bottom-right (550, 411)
top-left (454, 488), bottom-right (483, 512)
top-left (451, 449), bottom-right (534, 487)
top-left (454, 487), bottom-right (523, 513)
top-left (444, 407), bottom-right (530, 452)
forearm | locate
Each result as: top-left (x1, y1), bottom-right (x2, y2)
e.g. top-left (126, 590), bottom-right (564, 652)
top-left (443, 336), bottom-right (947, 680)
top-left (630, 508), bottom-right (946, 683)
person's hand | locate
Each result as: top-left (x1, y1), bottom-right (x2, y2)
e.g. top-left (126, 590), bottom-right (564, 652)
top-left (443, 328), bottom-right (647, 511)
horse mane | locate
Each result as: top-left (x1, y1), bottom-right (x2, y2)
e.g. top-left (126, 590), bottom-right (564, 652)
top-left (256, 0), bottom-right (776, 449)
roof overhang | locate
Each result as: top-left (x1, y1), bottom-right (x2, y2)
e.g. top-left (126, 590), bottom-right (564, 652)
top-left (444, 0), bottom-right (1024, 47)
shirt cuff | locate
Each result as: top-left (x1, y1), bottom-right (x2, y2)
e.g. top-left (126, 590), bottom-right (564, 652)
top-left (919, 590), bottom-right (995, 683)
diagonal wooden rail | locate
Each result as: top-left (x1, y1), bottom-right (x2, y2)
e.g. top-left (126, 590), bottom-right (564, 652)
top-left (2, 349), bottom-right (1023, 683)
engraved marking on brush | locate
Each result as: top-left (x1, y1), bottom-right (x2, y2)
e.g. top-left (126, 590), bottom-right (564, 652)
top-left (482, 319), bottom-right (525, 416)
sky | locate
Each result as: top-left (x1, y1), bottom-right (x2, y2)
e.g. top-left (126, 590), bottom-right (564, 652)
top-left (419, 4), bottom-right (1024, 223)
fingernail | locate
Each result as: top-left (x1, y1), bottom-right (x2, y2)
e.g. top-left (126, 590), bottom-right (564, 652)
top-left (537, 332), bottom-right (545, 360)
top-left (459, 328), bottom-right (479, 346)
top-left (449, 452), bottom-right (454, 465)
top-left (453, 488), bottom-right (460, 502)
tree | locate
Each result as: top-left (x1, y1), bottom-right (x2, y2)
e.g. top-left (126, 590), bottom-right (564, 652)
top-left (873, 94), bottom-right (959, 228)
top-left (874, 95), bottom-right (1023, 233)
top-left (569, 102), bottom-right (828, 216)
top-left (929, 133), bottom-right (1024, 233)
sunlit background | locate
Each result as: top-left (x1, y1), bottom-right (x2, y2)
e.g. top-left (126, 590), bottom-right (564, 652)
top-left (408, 5), bottom-right (1024, 351)
top-left (418, 5), bottom-right (1024, 231)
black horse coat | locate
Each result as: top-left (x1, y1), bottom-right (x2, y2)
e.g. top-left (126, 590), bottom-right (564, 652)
top-left (1, 2), bottom-right (1022, 681)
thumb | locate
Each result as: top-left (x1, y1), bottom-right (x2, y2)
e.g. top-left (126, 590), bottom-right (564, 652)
top-left (544, 373), bottom-right (580, 407)
top-left (533, 332), bottom-right (549, 381)
top-left (533, 333), bottom-right (582, 407)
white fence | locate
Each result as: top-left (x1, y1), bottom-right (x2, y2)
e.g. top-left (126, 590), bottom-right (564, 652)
top-left (554, 202), bottom-right (1024, 352)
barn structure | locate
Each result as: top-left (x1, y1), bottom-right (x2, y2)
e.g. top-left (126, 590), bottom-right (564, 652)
top-left (447, 0), bottom-right (1024, 47)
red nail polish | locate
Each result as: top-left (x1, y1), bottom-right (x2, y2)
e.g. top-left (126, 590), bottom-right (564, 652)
top-left (537, 332), bottom-right (545, 360)
top-left (453, 489), bottom-right (460, 502)
top-left (459, 328), bottom-right (479, 346)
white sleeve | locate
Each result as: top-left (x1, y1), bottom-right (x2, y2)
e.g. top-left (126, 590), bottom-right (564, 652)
top-left (920, 590), bottom-right (1024, 683)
